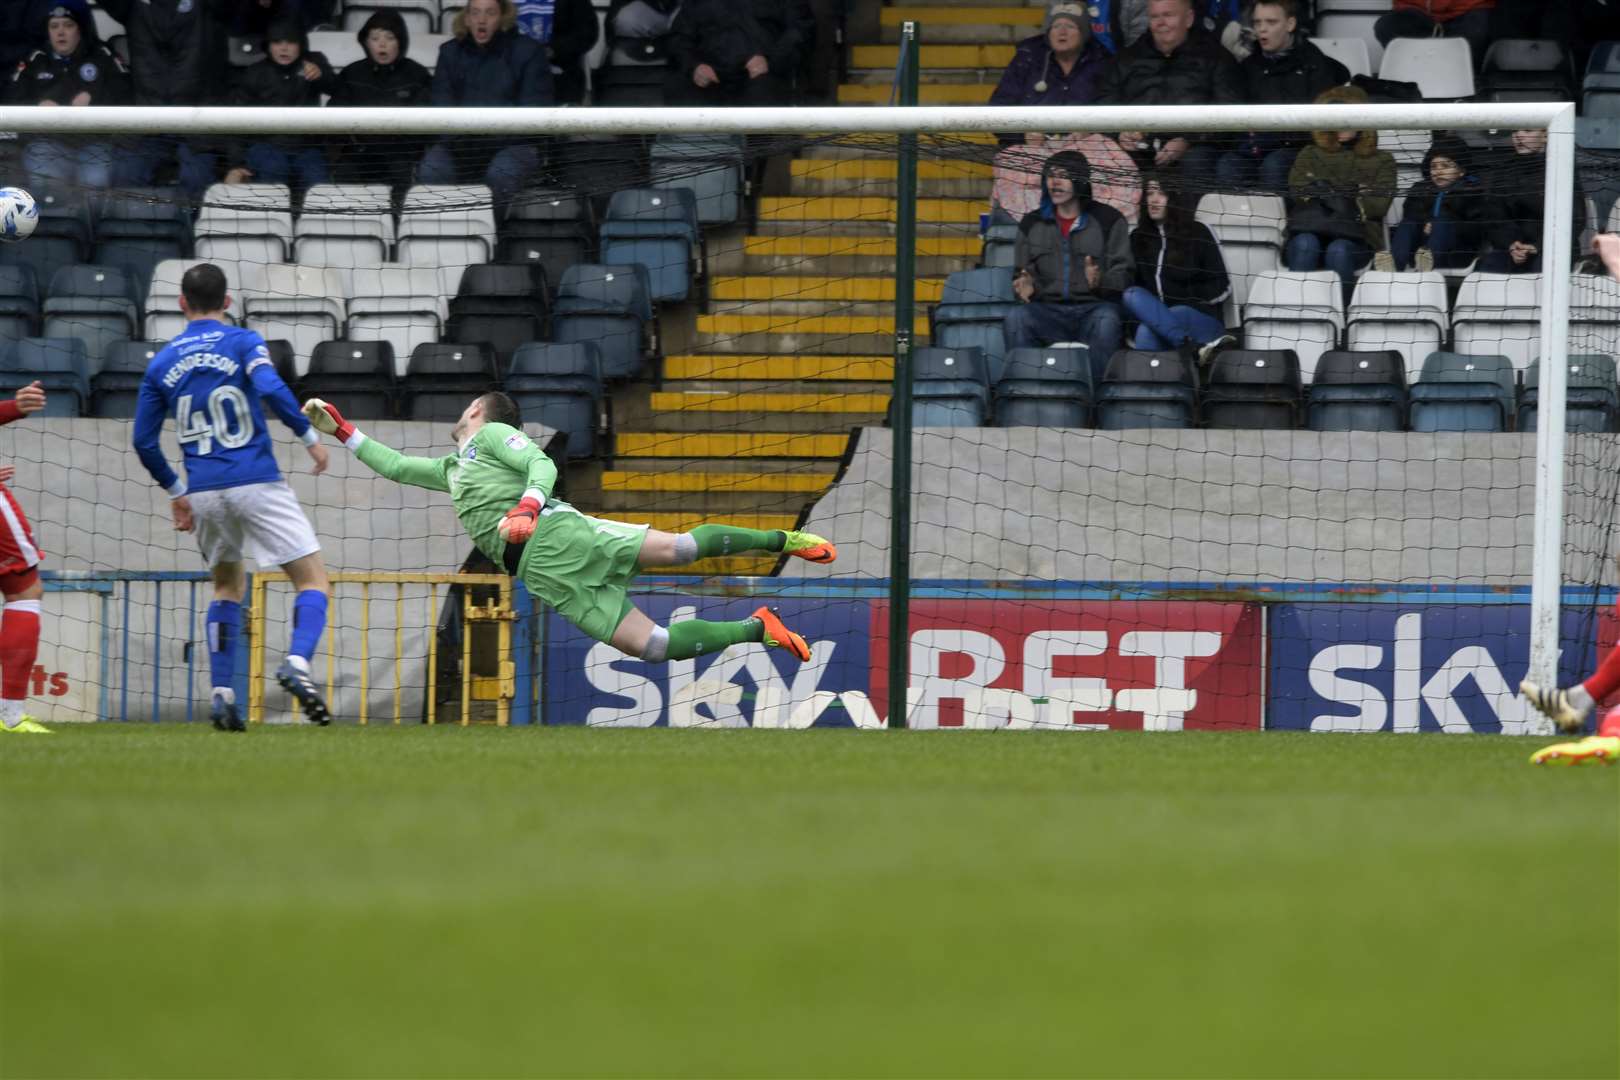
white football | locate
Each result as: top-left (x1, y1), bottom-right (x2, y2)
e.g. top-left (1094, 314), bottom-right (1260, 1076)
top-left (0, 187), bottom-right (39, 244)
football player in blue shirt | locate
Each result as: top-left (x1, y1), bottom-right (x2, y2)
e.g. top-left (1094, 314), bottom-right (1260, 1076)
top-left (134, 263), bottom-right (332, 731)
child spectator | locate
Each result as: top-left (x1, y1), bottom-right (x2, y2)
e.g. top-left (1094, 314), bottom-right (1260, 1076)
top-left (1123, 173), bottom-right (1233, 359)
top-left (225, 17), bottom-right (338, 190)
top-left (989, 2), bottom-right (1110, 146)
top-left (7, 1), bottom-right (131, 190)
top-left (1377, 133), bottom-right (1488, 273)
top-left (329, 10), bottom-right (433, 189)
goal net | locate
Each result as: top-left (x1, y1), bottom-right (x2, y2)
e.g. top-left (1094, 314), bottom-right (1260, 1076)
top-left (0, 101), bottom-right (1608, 733)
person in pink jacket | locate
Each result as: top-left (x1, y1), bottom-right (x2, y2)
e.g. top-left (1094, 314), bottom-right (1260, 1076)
top-left (1375, 0), bottom-right (1493, 68)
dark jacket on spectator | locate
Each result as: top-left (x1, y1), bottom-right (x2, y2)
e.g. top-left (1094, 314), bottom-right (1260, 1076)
top-left (431, 28), bottom-right (554, 106)
top-left (1130, 217), bottom-right (1230, 321)
top-left (0, 4), bottom-right (39, 75)
top-left (989, 32), bottom-right (1109, 144)
top-left (1097, 27), bottom-right (1244, 140)
top-left (98, 0), bottom-right (232, 105)
top-left (1288, 116), bottom-right (1397, 250)
top-left (1014, 155), bottom-right (1134, 304)
top-left (332, 10), bottom-right (432, 107)
top-left (1485, 150), bottom-right (1587, 255)
top-left (232, 26), bottom-right (337, 109)
top-left (668, 0), bottom-right (816, 82)
top-left (1398, 136), bottom-right (1490, 246)
top-left (8, 0), bottom-right (132, 107)
top-left (518, 0), bottom-right (599, 103)
top-left (1234, 34), bottom-right (1349, 154)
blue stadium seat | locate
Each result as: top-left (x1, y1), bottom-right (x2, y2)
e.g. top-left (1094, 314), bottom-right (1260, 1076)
top-left (1518, 355), bottom-right (1619, 433)
top-left (598, 188), bottom-right (700, 304)
top-left (551, 264), bottom-right (652, 381)
top-left (92, 339), bottom-right (165, 419)
top-left (933, 268), bottom-right (1018, 384)
top-left (42, 264), bottom-right (139, 370)
top-left (993, 345), bottom-right (1091, 427)
top-left (0, 266), bottom-right (40, 346)
top-left (650, 135), bottom-right (744, 226)
top-left (401, 343), bottom-right (499, 421)
top-left (1307, 350), bottom-right (1408, 432)
top-left (505, 342), bottom-right (604, 458)
top-left (1408, 351), bottom-right (1516, 432)
top-left (1479, 39), bottom-right (1574, 103)
top-left (1201, 349), bottom-right (1301, 430)
top-left (891, 346), bottom-right (990, 427)
top-left (446, 263), bottom-right (548, 366)
top-left (93, 189), bottom-right (193, 304)
top-left (0, 337), bottom-right (92, 415)
top-left (1097, 349), bottom-right (1197, 429)
top-left (301, 340), bottom-right (397, 421)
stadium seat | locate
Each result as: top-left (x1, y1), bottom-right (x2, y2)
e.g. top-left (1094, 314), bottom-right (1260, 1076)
top-left (933, 268), bottom-right (1018, 384)
top-left (593, 64), bottom-right (668, 108)
top-left (650, 135), bottom-right (745, 226)
top-left (194, 183), bottom-right (295, 264)
top-left (0, 212), bottom-right (83, 307)
top-left (550, 264), bottom-right (652, 381)
top-left (446, 263), bottom-right (548, 366)
top-left (980, 207), bottom-right (1019, 270)
top-left (93, 189), bottom-right (193, 304)
top-left (1096, 349), bottom-right (1197, 429)
top-left (1452, 272), bottom-right (1543, 371)
top-left (992, 345), bottom-right (1091, 427)
top-left (1311, 36), bottom-right (1372, 78)
top-left (1378, 36), bottom-right (1474, 99)
top-left (300, 340), bottom-right (398, 420)
top-left (345, 266), bottom-right (455, 375)
top-left (0, 266), bottom-right (40, 346)
top-left (1195, 193), bottom-right (1285, 319)
top-left (500, 188), bottom-right (595, 295)
top-left (399, 185), bottom-right (497, 277)
top-left (32, 190), bottom-right (94, 262)
top-left (91, 339), bottom-right (165, 419)
top-left (1242, 270), bottom-right (1343, 383)
top-left (1306, 349), bottom-right (1408, 432)
top-left (1569, 273), bottom-right (1620, 360)
top-left (401, 342), bottom-right (499, 421)
top-left (295, 184), bottom-right (395, 272)
top-left (1407, 351), bottom-right (1516, 432)
top-left (1577, 117), bottom-right (1620, 151)
top-left (142, 257), bottom-right (264, 342)
top-left (341, 1), bottom-right (441, 37)
top-left (307, 30), bottom-right (367, 71)
top-left (0, 337), bottom-right (92, 415)
top-left (505, 342), bottom-right (604, 458)
top-left (1518, 355), bottom-right (1620, 433)
top-left (1584, 41), bottom-right (1620, 115)
top-left (243, 265), bottom-right (349, 378)
top-left (1346, 271), bottom-right (1448, 379)
top-left (42, 264), bottom-right (140, 370)
top-left (1479, 39), bottom-right (1575, 103)
top-left (1201, 349), bottom-right (1302, 430)
top-left (1315, 12), bottom-right (1383, 71)
top-left (598, 188), bottom-right (700, 304)
top-left (897, 346), bottom-right (990, 427)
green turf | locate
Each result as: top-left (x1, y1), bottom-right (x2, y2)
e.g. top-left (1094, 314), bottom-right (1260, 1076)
top-left (1, 727), bottom-right (1615, 1078)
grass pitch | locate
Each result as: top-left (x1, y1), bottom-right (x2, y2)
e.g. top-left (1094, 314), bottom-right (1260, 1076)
top-left (1, 726), bottom-right (1615, 1078)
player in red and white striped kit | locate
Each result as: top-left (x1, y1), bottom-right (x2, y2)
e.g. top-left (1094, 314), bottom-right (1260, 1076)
top-left (0, 380), bottom-right (50, 734)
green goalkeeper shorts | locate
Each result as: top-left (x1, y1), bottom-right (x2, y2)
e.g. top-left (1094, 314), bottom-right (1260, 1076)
top-left (517, 506), bottom-right (648, 644)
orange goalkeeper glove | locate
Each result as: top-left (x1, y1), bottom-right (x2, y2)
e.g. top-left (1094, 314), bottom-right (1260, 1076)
top-left (302, 398), bottom-right (355, 443)
top-left (497, 495), bottom-right (543, 544)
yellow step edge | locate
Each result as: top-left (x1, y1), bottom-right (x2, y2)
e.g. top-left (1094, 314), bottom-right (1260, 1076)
top-left (602, 471), bottom-right (835, 493)
top-left (758, 196), bottom-right (983, 224)
top-left (664, 354), bottom-right (895, 380)
top-left (881, 6), bottom-right (1044, 26)
top-left (744, 235), bottom-right (981, 257)
top-left (711, 276), bottom-right (944, 302)
top-left (851, 44), bottom-right (1017, 68)
top-left (650, 391), bottom-right (891, 413)
top-left (616, 432), bottom-right (850, 458)
top-left (791, 158), bottom-right (994, 180)
top-left (838, 83), bottom-right (997, 105)
top-left (697, 313), bottom-right (929, 336)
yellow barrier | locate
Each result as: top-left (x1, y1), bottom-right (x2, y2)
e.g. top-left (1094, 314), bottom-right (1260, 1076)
top-left (247, 572), bottom-right (516, 726)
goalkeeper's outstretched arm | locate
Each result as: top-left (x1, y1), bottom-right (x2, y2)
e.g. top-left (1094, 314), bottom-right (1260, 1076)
top-left (303, 399), bottom-right (452, 493)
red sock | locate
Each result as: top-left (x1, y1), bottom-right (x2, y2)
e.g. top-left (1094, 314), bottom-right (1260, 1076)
top-left (0, 600), bottom-right (40, 700)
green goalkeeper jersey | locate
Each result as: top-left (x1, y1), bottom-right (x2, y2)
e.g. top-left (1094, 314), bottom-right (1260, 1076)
top-left (354, 422), bottom-right (558, 570)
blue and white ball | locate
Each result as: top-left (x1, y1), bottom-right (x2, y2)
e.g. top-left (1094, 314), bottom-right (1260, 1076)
top-left (0, 188), bottom-right (39, 244)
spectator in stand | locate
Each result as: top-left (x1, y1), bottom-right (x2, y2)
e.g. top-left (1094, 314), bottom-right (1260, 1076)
top-left (1004, 151), bottom-right (1132, 382)
top-left (1123, 172), bottom-right (1233, 360)
top-left (329, 11), bottom-right (433, 189)
top-left (223, 18), bottom-right (337, 190)
top-left (1097, 0), bottom-right (1244, 190)
top-left (420, 0), bottom-right (552, 207)
top-left (1088, 0), bottom-right (1243, 56)
top-left (1480, 128), bottom-right (1587, 274)
top-left (98, 0), bottom-right (232, 195)
top-left (516, 0), bottom-right (599, 105)
top-left (989, 2), bottom-right (1110, 147)
top-left (1284, 84), bottom-right (1396, 301)
top-left (664, 0), bottom-right (816, 107)
top-left (1377, 133), bottom-right (1488, 272)
top-left (6, 1), bottom-right (132, 191)
top-left (1215, 0), bottom-right (1348, 193)
top-left (1375, 0), bottom-right (1494, 69)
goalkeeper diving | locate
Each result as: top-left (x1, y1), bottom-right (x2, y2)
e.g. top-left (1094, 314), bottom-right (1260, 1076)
top-left (302, 392), bottom-right (836, 663)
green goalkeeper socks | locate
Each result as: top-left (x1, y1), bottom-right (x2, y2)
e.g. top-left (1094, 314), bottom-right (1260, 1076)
top-left (689, 525), bottom-right (785, 559)
top-left (665, 617), bottom-right (764, 660)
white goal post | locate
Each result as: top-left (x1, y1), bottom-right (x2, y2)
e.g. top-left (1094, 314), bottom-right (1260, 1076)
top-left (0, 100), bottom-right (1579, 691)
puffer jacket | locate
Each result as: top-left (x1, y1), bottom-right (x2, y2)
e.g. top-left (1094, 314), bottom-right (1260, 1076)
top-left (431, 27), bottom-right (554, 105)
top-left (1287, 105), bottom-right (1397, 250)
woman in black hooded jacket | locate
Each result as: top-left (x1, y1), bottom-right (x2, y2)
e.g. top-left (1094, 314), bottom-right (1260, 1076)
top-left (1122, 172), bottom-right (1232, 355)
